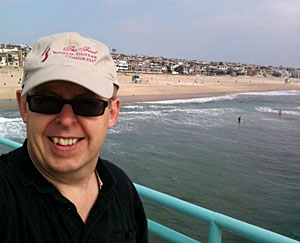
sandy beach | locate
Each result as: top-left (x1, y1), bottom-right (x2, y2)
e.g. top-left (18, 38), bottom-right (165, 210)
top-left (0, 67), bottom-right (299, 108)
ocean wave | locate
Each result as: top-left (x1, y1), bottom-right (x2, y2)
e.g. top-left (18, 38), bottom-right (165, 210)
top-left (121, 105), bottom-right (144, 110)
top-left (120, 110), bottom-right (162, 116)
top-left (142, 94), bottom-right (237, 105)
top-left (0, 120), bottom-right (26, 142)
top-left (239, 90), bottom-right (300, 96)
top-left (107, 129), bottom-right (122, 134)
top-left (282, 111), bottom-right (300, 116)
top-left (185, 108), bottom-right (238, 115)
top-left (256, 107), bottom-right (300, 116)
top-left (256, 107), bottom-right (279, 114)
top-left (0, 117), bottom-right (22, 123)
top-left (148, 105), bottom-right (176, 109)
top-left (120, 107), bottom-right (238, 117)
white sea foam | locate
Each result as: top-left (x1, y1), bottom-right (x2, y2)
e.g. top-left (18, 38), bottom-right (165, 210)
top-left (0, 117), bottom-right (26, 141)
top-left (107, 128), bottom-right (122, 134)
top-left (121, 107), bottom-right (237, 117)
top-left (138, 90), bottom-right (300, 105)
top-left (256, 107), bottom-right (278, 113)
top-left (185, 108), bottom-right (227, 115)
top-left (256, 107), bottom-right (300, 116)
top-left (282, 111), bottom-right (300, 116)
top-left (142, 94), bottom-right (237, 105)
top-left (120, 110), bottom-right (162, 116)
top-left (0, 117), bottom-right (22, 123)
top-left (239, 90), bottom-right (300, 96)
top-left (148, 105), bottom-right (175, 109)
top-left (121, 105), bottom-right (144, 110)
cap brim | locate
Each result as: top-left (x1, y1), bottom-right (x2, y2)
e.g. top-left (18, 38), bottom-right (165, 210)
top-left (21, 65), bottom-right (114, 98)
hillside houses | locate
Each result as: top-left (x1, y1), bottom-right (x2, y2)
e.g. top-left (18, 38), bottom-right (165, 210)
top-left (112, 52), bottom-right (300, 78)
top-left (0, 43), bottom-right (299, 78)
top-left (0, 44), bottom-right (31, 67)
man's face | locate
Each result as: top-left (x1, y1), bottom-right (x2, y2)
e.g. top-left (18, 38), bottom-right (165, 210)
top-left (17, 81), bottom-right (120, 177)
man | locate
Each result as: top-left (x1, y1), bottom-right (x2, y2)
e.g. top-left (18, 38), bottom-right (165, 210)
top-left (0, 32), bottom-right (148, 242)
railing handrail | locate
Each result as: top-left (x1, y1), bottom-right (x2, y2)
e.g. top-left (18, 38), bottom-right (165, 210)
top-left (135, 184), bottom-right (299, 243)
top-left (0, 137), bottom-right (298, 243)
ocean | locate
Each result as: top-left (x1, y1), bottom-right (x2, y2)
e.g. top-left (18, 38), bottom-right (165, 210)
top-left (0, 90), bottom-right (300, 242)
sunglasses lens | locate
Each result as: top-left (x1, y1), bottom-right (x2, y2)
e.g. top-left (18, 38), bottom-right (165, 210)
top-left (27, 96), bottom-right (108, 116)
top-left (27, 96), bottom-right (62, 114)
top-left (72, 99), bottom-right (107, 116)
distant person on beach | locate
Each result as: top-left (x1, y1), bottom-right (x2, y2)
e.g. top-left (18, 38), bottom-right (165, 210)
top-left (0, 33), bottom-right (148, 242)
top-left (238, 116), bottom-right (241, 123)
top-left (279, 110), bottom-right (282, 116)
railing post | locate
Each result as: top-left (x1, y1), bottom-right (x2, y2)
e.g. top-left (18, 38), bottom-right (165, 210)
top-left (208, 222), bottom-right (222, 243)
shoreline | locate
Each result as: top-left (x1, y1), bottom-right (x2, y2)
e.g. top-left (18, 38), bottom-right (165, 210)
top-left (0, 88), bottom-right (299, 110)
top-left (1, 70), bottom-right (300, 109)
top-left (0, 94), bottom-right (217, 110)
top-left (119, 93), bottom-right (219, 103)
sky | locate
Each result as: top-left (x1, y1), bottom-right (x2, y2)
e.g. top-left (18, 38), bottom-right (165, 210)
top-left (1, 0), bottom-right (300, 68)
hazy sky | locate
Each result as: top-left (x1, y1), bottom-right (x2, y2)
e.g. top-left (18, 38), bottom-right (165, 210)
top-left (1, 0), bottom-right (300, 67)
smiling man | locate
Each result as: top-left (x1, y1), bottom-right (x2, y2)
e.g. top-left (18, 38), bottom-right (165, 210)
top-left (0, 33), bottom-right (148, 242)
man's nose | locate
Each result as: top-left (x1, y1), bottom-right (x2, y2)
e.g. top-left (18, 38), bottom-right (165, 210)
top-left (55, 104), bottom-right (77, 126)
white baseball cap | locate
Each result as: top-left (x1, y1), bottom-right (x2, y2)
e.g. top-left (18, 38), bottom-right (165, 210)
top-left (22, 32), bottom-right (118, 98)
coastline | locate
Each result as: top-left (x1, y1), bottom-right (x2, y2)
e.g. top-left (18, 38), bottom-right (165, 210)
top-left (0, 94), bottom-right (217, 109)
top-left (0, 69), bottom-right (300, 109)
top-left (0, 89), bottom-right (299, 110)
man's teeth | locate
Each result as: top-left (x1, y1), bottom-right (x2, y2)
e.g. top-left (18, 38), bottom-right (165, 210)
top-left (51, 137), bottom-right (79, 146)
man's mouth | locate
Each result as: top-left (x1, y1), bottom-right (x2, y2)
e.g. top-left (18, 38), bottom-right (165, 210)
top-left (49, 137), bottom-right (82, 146)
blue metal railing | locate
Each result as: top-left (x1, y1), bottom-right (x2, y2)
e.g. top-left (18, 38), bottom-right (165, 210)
top-left (0, 137), bottom-right (298, 243)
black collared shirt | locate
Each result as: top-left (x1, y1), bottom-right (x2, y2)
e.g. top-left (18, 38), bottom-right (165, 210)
top-left (0, 141), bottom-right (148, 243)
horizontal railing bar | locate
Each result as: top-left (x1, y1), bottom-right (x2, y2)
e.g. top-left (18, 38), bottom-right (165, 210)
top-left (134, 184), bottom-right (299, 243)
top-left (134, 183), bottom-right (216, 223)
top-left (214, 213), bottom-right (299, 243)
top-left (148, 219), bottom-right (200, 243)
top-left (0, 137), bottom-right (22, 149)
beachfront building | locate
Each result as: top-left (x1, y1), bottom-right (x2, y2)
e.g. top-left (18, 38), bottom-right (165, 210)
top-left (0, 51), bottom-right (20, 67)
top-left (150, 62), bottom-right (163, 73)
top-left (133, 61), bottom-right (147, 72)
top-left (0, 43), bottom-right (31, 67)
top-left (0, 55), bottom-right (7, 67)
top-left (8, 52), bottom-right (19, 67)
top-left (116, 60), bottom-right (129, 72)
top-left (161, 66), bottom-right (168, 73)
top-left (291, 69), bottom-right (300, 78)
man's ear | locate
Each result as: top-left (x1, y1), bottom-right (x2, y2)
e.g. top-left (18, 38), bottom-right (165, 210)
top-left (108, 98), bottom-right (120, 128)
top-left (16, 90), bottom-right (28, 123)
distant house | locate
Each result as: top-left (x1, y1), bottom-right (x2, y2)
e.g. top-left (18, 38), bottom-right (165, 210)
top-left (116, 60), bottom-right (128, 72)
top-left (0, 54), bottom-right (7, 67)
top-left (0, 49), bottom-right (27, 67)
top-left (7, 52), bottom-right (19, 67)
top-left (150, 62), bottom-right (162, 73)
top-left (0, 51), bottom-right (19, 67)
top-left (135, 62), bottom-right (147, 72)
top-left (173, 65), bottom-right (189, 74)
top-left (291, 69), bottom-right (300, 78)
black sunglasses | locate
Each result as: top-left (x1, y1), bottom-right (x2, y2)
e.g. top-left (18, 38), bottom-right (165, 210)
top-left (26, 95), bottom-right (108, 117)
